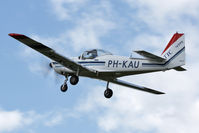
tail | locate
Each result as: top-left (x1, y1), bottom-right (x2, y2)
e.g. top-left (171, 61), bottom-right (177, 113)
top-left (161, 33), bottom-right (185, 69)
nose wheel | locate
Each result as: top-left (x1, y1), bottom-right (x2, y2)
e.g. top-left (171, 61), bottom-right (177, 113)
top-left (60, 75), bottom-right (79, 92)
top-left (60, 84), bottom-right (68, 92)
top-left (104, 82), bottom-right (113, 99)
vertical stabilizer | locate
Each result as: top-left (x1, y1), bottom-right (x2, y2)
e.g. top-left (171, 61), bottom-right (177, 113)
top-left (161, 33), bottom-right (185, 69)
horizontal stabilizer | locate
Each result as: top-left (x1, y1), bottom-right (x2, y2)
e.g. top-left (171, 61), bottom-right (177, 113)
top-left (134, 50), bottom-right (166, 62)
top-left (173, 66), bottom-right (186, 71)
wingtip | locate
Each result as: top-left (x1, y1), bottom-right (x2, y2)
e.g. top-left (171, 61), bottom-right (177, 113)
top-left (155, 90), bottom-right (165, 95)
top-left (158, 92), bottom-right (165, 95)
top-left (8, 33), bottom-right (23, 36)
top-left (8, 33), bottom-right (26, 39)
top-left (146, 87), bottom-right (165, 95)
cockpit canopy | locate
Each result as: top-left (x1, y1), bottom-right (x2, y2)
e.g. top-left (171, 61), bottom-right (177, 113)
top-left (81, 49), bottom-right (112, 59)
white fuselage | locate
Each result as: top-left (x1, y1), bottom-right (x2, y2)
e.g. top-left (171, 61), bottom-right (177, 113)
top-left (52, 55), bottom-right (168, 79)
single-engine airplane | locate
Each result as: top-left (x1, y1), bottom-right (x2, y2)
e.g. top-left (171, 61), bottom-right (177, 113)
top-left (9, 33), bottom-right (186, 98)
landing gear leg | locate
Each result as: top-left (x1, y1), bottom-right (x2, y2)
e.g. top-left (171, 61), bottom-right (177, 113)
top-left (104, 82), bottom-right (113, 99)
top-left (60, 75), bottom-right (68, 92)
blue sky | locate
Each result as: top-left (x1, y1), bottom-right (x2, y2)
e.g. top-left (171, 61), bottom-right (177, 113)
top-left (1, 0), bottom-right (199, 133)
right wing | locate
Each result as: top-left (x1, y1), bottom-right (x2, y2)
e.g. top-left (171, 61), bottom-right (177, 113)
top-left (110, 78), bottom-right (165, 94)
top-left (134, 50), bottom-right (166, 62)
top-left (9, 33), bottom-right (96, 74)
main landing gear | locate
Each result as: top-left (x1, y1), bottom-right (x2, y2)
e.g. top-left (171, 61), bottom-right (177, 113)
top-left (70, 75), bottom-right (79, 85)
top-left (104, 82), bottom-right (113, 99)
top-left (60, 76), bottom-right (113, 99)
top-left (60, 75), bottom-right (79, 92)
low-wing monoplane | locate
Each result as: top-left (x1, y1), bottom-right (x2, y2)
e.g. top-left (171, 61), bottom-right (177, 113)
top-left (9, 33), bottom-right (186, 98)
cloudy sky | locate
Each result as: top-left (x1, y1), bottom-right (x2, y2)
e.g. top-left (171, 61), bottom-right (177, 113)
top-left (1, 0), bottom-right (199, 132)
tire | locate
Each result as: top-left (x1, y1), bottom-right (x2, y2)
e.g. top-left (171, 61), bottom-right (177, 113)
top-left (104, 88), bottom-right (113, 98)
top-left (60, 84), bottom-right (68, 92)
top-left (70, 76), bottom-right (79, 85)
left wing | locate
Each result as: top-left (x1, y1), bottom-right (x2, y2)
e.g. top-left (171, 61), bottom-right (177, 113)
top-left (9, 33), bottom-right (96, 74)
top-left (109, 78), bottom-right (165, 94)
top-left (134, 50), bottom-right (166, 62)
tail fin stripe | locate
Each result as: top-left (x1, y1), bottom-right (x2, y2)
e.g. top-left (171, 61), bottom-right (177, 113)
top-left (161, 33), bottom-right (184, 55)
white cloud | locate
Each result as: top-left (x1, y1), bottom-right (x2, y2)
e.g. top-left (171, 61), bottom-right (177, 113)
top-left (49, 0), bottom-right (115, 52)
top-left (0, 109), bottom-right (32, 132)
top-left (68, 15), bottom-right (115, 52)
top-left (43, 109), bottom-right (77, 127)
top-left (44, 114), bottom-right (63, 127)
top-left (0, 108), bottom-right (78, 132)
top-left (126, 33), bottom-right (165, 55)
top-left (50, 0), bottom-right (88, 20)
top-left (125, 0), bottom-right (199, 32)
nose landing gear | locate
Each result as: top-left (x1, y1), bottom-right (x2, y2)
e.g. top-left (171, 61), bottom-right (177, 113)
top-left (60, 84), bottom-right (68, 92)
top-left (60, 75), bottom-right (79, 92)
top-left (60, 76), bottom-right (68, 92)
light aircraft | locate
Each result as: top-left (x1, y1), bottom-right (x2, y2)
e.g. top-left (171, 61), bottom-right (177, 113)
top-left (9, 33), bottom-right (186, 98)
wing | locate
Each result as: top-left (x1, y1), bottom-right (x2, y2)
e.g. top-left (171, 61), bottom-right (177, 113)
top-left (110, 78), bottom-right (165, 94)
top-left (9, 33), bottom-right (96, 74)
top-left (134, 50), bottom-right (166, 62)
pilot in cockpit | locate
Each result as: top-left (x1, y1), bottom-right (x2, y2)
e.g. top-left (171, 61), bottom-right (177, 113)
top-left (82, 49), bottom-right (97, 59)
top-left (80, 49), bottom-right (112, 60)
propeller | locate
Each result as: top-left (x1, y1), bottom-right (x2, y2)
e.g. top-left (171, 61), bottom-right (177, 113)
top-left (38, 58), bottom-right (63, 84)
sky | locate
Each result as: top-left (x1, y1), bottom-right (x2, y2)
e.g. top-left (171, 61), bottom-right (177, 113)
top-left (1, 0), bottom-right (199, 133)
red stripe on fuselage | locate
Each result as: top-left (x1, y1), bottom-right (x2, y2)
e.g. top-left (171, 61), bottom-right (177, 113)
top-left (161, 33), bottom-right (184, 55)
